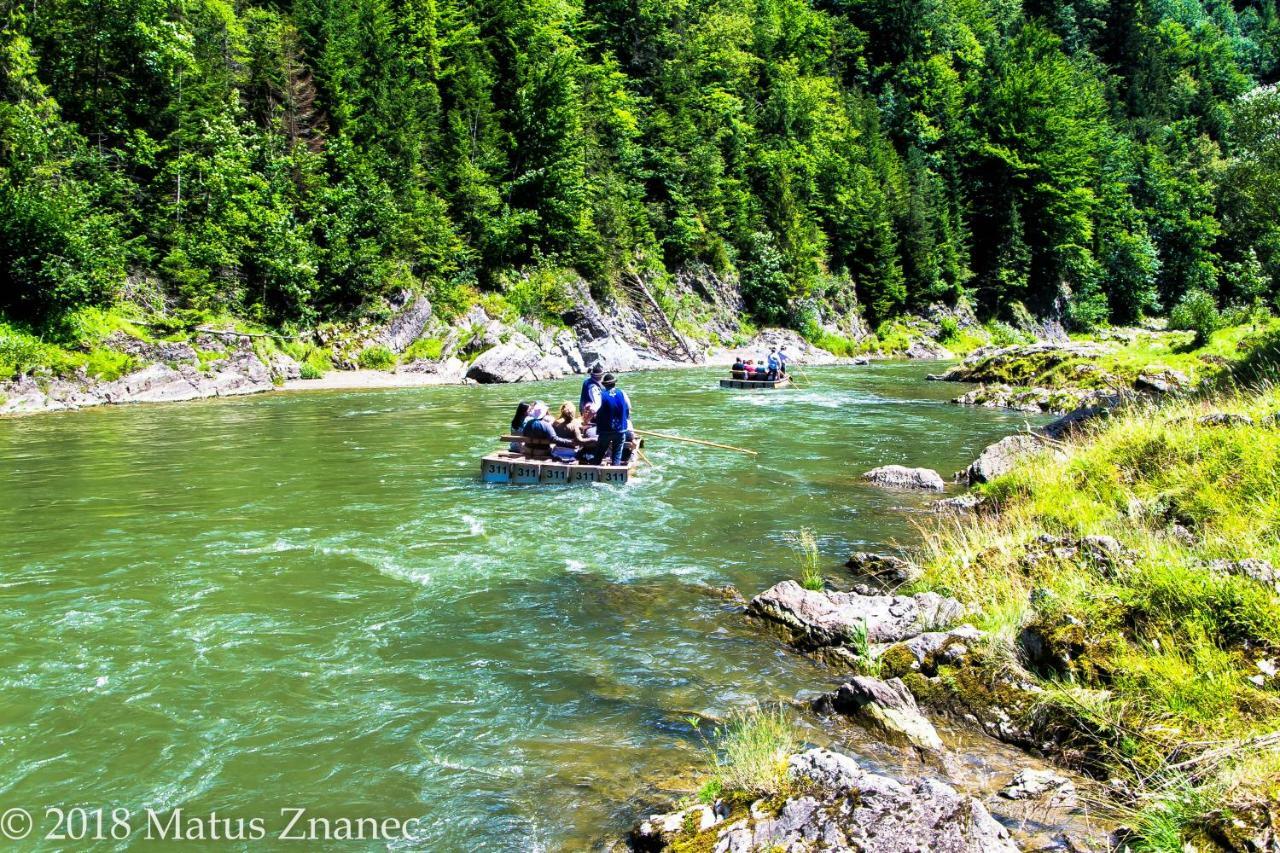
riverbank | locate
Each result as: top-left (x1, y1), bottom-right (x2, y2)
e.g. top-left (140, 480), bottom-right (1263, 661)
top-left (630, 353), bottom-right (1280, 851)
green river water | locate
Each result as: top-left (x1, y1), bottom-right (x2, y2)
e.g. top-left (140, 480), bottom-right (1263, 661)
top-left (1, 364), bottom-right (1047, 850)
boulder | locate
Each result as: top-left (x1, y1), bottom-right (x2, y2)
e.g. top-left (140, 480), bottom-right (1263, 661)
top-left (932, 494), bottom-right (985, 513)
top-left (964, 433), bottom-right (1044, 485)
top-left (813, 677), bottom-right (944, 751)
top-left (862, 465), bottom-right (946, 491)
top-left (772, 750), bottom-right (1016, 852)
top-left (579, 334), bottom-right (648, 373)
top-left (845, 552), bottom-right (920, 586)
top-left (466, 340), bottom-right (572, 383)
top-left (1134, 367), bottom-right (1190, 395)
top-left (905, 339), bottom-right (954, 360)
top-left (1039, 405), bottom-right (1108, 440)
top-left (267, 352), bottom-right (302, 381)
top-left (882, 625), bottom-right (983, 676)
top-left (999, 769), bottom-right (1077, 807)
top-left (101, 364), bottom-right (200, 404)
top-left (377, 292), bottom-right (433, 353)
top-left (747, 580), bottom-right (967, 648)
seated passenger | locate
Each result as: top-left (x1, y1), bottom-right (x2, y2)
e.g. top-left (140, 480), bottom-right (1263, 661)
top-left (731, 356), bottom-right (746, 379)
top-left (521, 401), bottom-right (576, 459)
top-left (552, 402), bottom-right (588, 462)
top-left (509, 401), bottom-right (532, 451)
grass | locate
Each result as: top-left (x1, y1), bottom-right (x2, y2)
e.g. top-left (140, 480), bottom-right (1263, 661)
top-left (404, 336), bottom-right (446, 362)
top-left (702, 705), bottom-right (801, 800)
top-left (908, 384), bottom-right (1280, 847)
top-left (785, 527), bottom-right (824, 591)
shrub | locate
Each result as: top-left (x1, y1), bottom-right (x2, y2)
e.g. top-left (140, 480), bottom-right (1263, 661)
top-left (357, 345), bottom-right (395, 370)
top-left (500, 267), bottom-right (575, 324)
top-left (936, 316), bottom-right (959, 342)
top-left (404, 336), bottom-right (445, 362)
top-left (1169, 290), bottom-right (1220, 347)
top-left (987, 321), bottom-right (1027, 347)
top-left (707, 705), bottom-right (800, 798)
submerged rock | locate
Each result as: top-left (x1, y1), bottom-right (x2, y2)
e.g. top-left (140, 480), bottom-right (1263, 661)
top-left (813, 676), bottom-right (944, 751)
top-left (862, 465), bottom-right (946, 491)
top-left (1000, 769), bottom-right (1077, 807)
top-left (747, 580), bottom-right (967, 649)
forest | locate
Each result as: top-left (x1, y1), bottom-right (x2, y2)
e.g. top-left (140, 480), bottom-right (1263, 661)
top-left (3, 0), bottom-right (1280, 334)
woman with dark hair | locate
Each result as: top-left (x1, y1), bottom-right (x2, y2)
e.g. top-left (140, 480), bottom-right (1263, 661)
top-left (509, 401), bottom-right (532, 451)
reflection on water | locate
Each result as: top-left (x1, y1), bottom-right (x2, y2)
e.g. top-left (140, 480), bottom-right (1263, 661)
top-left (0, 364), bottom-right (1048, 850)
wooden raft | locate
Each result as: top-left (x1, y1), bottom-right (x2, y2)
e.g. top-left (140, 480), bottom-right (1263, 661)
top-left (720, 374), bottom-right (792, 389)
top-left (481, 434), bottom-right (638, 485)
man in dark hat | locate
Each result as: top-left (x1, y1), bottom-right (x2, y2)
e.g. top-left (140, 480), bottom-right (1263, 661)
top-left (594, 373), bottom-right (632, 466)
top-left (579, 363), bottom-right (604, 425)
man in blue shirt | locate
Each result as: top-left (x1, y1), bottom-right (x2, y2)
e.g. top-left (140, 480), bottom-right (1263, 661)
top-left (767, 349), bottom-right (780, 380)
top-left (580, 364), bottom-right (604, 423)
top-left (594, 373), bottom-right (632, 466)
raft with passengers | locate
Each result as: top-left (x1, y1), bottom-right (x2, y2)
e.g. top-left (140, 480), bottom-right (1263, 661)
top-left (721, 348), bottom-right (792, 389)
top-left (481, 366), bottom-right (643, 484)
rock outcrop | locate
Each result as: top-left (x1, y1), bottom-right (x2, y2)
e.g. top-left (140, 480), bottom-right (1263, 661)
top-left (862, 465), bottom-right (946, 491)
top-left (465, 338), bottom-right (573, 383)
top-left (845, 552), bottom-right (920, 586)
top-left (813, 676), bottom-right (944, 751)
top-left (999, 768), bottom-right (1077, 807)
top-left (747, 580), bottom-right (967, 649)
top-left (632, 749), bottom-right (1019, 852)
top-left (963, 433), bottom-right (1045, 485)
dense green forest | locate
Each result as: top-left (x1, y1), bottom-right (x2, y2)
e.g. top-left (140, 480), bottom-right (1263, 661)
top-left (3, 0), bottom-right (1280, 333)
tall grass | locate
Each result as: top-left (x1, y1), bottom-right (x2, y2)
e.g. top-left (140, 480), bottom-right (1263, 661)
top-left (705, 705), bottom-right (801, 799)
top-left (785, 527), bottom-right (824, 591)
top-left (910, 385), bottom-right (1280, 846)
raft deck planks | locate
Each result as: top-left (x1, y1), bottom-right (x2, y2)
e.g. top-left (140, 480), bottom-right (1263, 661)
top-left (480, 454), bottom-right (636, 484)
top-left (719, 376), bottom-right (792, 389)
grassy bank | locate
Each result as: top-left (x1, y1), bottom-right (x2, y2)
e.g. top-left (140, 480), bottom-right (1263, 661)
top-left (910, 382), bottom-right (1280, 848)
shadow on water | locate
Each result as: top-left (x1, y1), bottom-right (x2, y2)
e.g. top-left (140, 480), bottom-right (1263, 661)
top-left (0, 363), bottom-right (1054, 850)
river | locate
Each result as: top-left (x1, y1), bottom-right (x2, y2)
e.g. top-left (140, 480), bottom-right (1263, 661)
top-left (0, 364), bottom-right (1046, 850)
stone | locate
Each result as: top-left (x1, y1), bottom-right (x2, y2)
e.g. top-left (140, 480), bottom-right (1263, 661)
top-left (465, 340), bottom-right (572, 383)
top-left (579, 334), bottom-right (648, 373)
top-left (268, 352), bottom-right (302, 381)
top-left (1208, 558), bottom-right (1278, 590)
top-left (905, 339), bottom-right (954, 360)
top-left (1039, 405), bottom-right (1108, 440)
top-left (932, 494), bottom-right (985, 513)
top-left (376, 292), bottom-right (433, 353)
top-left (964, 433), bottom-right (1044, 485)
top-left (101, 364), bottom-right (200, 404)
top-left (1197, 412), bottom-right (1254, 427)
top-left (747, 580), bottom-right (968, 648)
top-left (862, 465), bottom-right (946, 491)
top-left (999, 769), bottom-right (1077, 807)
top-left (813, 677), bottom-right (944, 751)
top-left (885, 624), bottom-right (983, 674)
top-left (1134, 367), bottom-right (1190, 395)
top-left (845, 552), bottom-right (920, 585)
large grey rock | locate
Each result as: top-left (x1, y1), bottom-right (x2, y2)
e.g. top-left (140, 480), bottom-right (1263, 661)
top-left (695, 749), bottom-right (1019, 853)
top-left (101, 364), bottom-right (200, 403)
top-left (862, 465), bottom-right (946, 491)
top-left (845, 552), bottom-right (920, 586)
top-left (377, 292), bottom-right (433, 353)
top-left (964, 433), bottom-right (1044, 485)
top-left (579, 334), bottom-right (648, 373)
top-left (747, 580), bottom-right (967, 648)
top-left (905, 339), bottom-right (954, 360)
top-left (813, 677), bottom-right (944, 751)
top-left (466, 340), bottom-right (572, 383)
top-left (932, 494), bottom-right (985, 513)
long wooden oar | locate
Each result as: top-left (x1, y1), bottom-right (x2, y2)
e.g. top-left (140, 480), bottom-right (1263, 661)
top-left (633, 428), bottom-right (758, 457)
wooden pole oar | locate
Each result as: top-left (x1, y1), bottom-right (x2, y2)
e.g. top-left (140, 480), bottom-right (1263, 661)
top-left (636, 448), bottom-right (654, 467)
top-left (633, 428), bottom-right (758, 457)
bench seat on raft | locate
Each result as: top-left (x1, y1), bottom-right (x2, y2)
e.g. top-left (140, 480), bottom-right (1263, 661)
top-left (721, 374), bottom-right (792, 389)
top-left (480, 434), bottom-right (639, 484)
